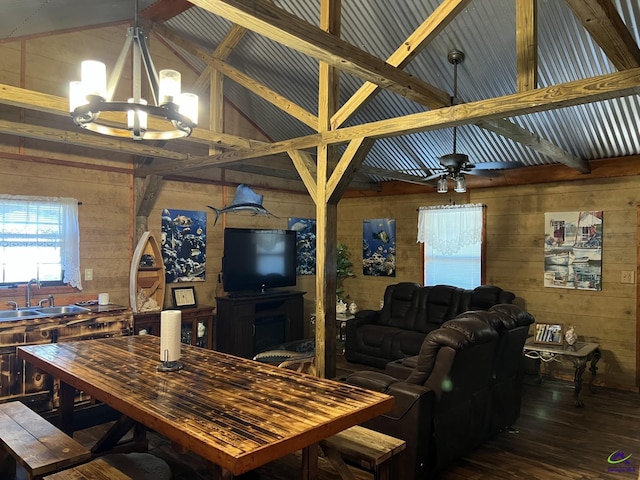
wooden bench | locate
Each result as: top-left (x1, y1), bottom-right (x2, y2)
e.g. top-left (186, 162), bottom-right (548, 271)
top-left (43, 458), bottom-right (134, 480)
top-left (0, 401), bottom-right (91, 480)
top-left (44, 453), bottom-right (172, 480)
top-left (319, 425), bottom-right (406, 480)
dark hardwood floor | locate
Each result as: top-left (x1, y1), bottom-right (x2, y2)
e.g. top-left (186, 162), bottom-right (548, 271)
top-left (72, 355), bottom-right (640, 480)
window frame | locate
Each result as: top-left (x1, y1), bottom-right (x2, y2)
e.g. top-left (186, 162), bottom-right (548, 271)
top-left (421, 206), bottom-right (487, 287)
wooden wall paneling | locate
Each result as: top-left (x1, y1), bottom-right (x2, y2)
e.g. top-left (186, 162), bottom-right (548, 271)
top-left (637, 202), bottom-right (640, 388)
top-left (338, 175), bottom-right (639, 389)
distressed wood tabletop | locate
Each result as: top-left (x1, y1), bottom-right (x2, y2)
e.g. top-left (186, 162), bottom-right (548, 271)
top-left (18, 335), bottom-right (393, 477)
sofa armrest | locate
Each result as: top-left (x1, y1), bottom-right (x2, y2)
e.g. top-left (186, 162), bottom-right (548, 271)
top-left (346, 371), bottom-right (436, 421)
top-left (385, 382), bottom-right (435, 420)
top-left (346, 370), bottom-right (399, 392)
top-left (353, 309), bottom-right (380, 324)
top-left (345, 310), bottom-right (382, 359)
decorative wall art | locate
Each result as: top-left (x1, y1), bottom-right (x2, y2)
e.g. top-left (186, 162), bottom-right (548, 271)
top-left (161, 209), bottom-right (207, 283)
top-left (363, 218), bottom-right (396, 276)
top-left (288, 217), bottom-right (316, 275)
top-left (544, 211), bottom-right (602, 290)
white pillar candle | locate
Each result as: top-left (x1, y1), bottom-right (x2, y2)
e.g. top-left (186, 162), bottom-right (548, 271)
top-left (160, 310), bottom-right (182, 362)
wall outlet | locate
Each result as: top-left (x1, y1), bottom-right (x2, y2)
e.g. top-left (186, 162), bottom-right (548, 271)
top-left (621, 270), bottom-right (634, 284)
top-left (84, 268), bottom-right (93, 281)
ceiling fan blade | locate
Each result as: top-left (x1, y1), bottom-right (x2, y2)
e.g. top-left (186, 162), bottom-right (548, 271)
top-left (466, 169), bottom-right (502, 177)
top-left (472, 161), bottom-right (524, 170)
top-left (422, 172), bottom-right (444, 182)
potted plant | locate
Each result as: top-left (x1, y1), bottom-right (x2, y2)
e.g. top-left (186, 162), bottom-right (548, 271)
top-left (337, 242), bottom-right (355, 303)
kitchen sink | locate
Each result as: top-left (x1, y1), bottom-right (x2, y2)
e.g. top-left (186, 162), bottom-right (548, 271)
top-left (34, 305), bottom-right (91, 315)
top-left (0, 305), bottom-right (92, 321)
top-left (0, 309), bottom-right (43, 319)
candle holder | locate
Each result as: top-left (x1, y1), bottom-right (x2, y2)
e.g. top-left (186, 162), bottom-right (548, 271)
top-left (157, 348), bottom-right (184, 372)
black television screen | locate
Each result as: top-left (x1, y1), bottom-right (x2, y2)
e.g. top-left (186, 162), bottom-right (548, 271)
top-left (222, 228), bottom-right (297, 294)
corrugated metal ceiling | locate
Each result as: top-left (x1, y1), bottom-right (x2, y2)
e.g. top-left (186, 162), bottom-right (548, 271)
top-left (2, 0), bottom-right (639, 185)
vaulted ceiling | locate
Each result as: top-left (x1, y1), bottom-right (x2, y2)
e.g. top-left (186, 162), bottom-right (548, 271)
top-left (1, 0), bottom-right (640, 191)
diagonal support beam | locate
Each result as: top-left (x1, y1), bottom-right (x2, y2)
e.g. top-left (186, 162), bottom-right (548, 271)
top-left (187, 0), bottom-right (451, 106)
top-left (150, 22), bottom-right (319, 128)
top-left (332, 0), bottom-right (472, 128)
top-left (326, 137), bottom-right (376, 203)
top-left (564, 0), bottom-right (640, 70)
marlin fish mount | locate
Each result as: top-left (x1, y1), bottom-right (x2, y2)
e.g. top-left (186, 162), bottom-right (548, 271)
top-left (208, 184), bottom-right (276, 225)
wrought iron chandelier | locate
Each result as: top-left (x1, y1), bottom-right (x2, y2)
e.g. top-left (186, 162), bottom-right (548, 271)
top-left (69, 0), bottom-right (198, 141)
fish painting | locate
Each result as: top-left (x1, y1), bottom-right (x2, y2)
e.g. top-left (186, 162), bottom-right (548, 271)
top-left (373, 230), bottom-right (390, 243)
top-left (207, 184), bottom-right (276, 225)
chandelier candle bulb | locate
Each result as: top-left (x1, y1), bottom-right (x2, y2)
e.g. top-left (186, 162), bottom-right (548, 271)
top-left (159, 69), bottom-right (181, 105)
top-left (68, 81), bottom-right (86, 112)
top-left (179, 93), bottom-right (199, 126)
top-left (81, 60), bottom-right (106, 99)
top-left (160, 310), bottom-right (181, 363)
top-left (127, 98), bottom-right (148, 132)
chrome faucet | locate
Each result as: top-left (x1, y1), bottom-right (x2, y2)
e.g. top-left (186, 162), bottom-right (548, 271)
top-left (38, 295), bottom-right (55, 308)
top-left (26, 278), bottom-right (41, 308)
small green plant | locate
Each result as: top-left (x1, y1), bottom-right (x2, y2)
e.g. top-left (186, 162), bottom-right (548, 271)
top-left (337, 242), bottom-right (355, 301)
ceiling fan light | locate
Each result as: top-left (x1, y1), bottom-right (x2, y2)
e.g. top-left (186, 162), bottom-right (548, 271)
top-left (454, 175), bottom-right (466, 193)
top-left (437, 177), bottom-right (448, 193)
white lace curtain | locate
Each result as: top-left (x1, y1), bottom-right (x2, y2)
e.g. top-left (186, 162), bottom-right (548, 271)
top-left (417, 203), bottom-right (484, 255)
top-left (0, 195), bottom-right (82, 289)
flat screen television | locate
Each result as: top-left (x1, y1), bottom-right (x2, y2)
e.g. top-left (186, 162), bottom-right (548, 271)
top-left (222, 228), bottom-right (297, 295)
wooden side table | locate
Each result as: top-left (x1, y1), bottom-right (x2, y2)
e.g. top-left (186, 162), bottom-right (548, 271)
top-left (523, 338), bottom-right (601, 407)
top-left (133, 305), bottom-right (215, 349)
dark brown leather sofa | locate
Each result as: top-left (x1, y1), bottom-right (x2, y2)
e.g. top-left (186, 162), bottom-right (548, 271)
top-left (345, 283), bottom-right (515, 368)
top-left (346, 316), bottom-right (500, 480)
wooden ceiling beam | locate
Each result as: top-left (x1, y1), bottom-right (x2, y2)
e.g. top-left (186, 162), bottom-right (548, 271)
top-left (138, 67), bottom-right (640, 175)
top-left (0, 118), bottom-right (189, 161)
top-left (141, 0), bottom-right (194, 22)
top-left (564, 0), bottom-right (640, 70)
top-left (0, 83), bottom-right (269, 151)
top-left (186, 0), bottom-right (451, 107)
top-left (516, 0), bottom-right (538, 92)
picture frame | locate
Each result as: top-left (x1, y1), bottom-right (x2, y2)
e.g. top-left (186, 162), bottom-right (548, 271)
top-left (171, 286), bottom-right (197, 308)
top-left (533, 323), bottom-right (564, 345)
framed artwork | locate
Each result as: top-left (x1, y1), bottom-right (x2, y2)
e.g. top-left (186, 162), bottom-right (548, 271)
top-left (363, 218), bottom-right (396, 276)
top-left (171, 286), bottom-right (197, 308)
top-left (161, 209), bottom-right (207, 283)
top-left (533, 323), bottom-right (564, 345)
top-left (288, 217), bottom-right (316, 275)
top-left (544, 211), bottom-right (602, 290)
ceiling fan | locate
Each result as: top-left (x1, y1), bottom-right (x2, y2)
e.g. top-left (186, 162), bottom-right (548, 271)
top-left (425, 50), bottom-right (523, 192)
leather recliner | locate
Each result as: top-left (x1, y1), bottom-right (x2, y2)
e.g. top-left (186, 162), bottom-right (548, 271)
top-left (460, 284), bottom-right (516, 311)
top-left (346, 283), bottom-right (514, 369)
top-left (346, 316), bottom-right (499, 480)
top-left (345, 282), bottom-right (422, 368)
top-left (485, 304), bottom-right (535, 434)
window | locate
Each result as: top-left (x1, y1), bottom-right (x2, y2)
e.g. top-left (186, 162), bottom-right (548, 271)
top-left (417, 204), bottom-right (484, 289)
top-left (0, 195), bottom-right (82, 289)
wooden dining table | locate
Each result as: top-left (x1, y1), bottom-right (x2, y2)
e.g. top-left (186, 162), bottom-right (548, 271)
top-left (17, 335), bottom-right (393, 479)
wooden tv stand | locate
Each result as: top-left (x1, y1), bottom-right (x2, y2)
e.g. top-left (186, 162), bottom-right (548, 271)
top-left (215, 290), bottom-right (305, 358)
